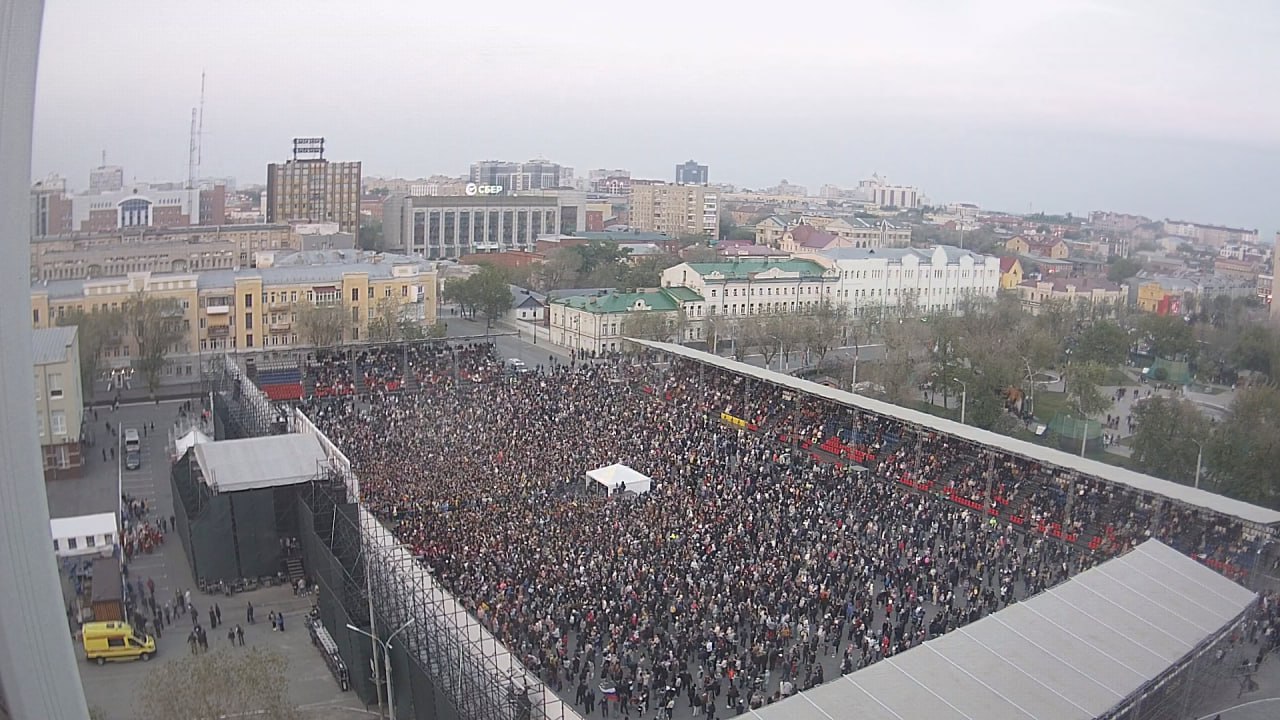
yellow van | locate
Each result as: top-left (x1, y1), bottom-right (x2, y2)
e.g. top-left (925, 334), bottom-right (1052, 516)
top-left (82, 621), bottom-right (156, 664)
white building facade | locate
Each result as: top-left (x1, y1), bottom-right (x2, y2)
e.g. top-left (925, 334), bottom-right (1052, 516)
top-left (810, 246), bottom-right (1001, 316)
top-left (660, 259), bottom-right (839, 318)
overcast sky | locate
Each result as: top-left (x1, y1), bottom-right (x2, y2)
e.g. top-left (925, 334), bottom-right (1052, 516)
top-left (32, 0), bottom-right (1280, 235)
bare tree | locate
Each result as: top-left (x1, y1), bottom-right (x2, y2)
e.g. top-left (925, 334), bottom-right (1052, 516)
top-left (296, 298), bottom-right (346, 348)
top-left (139, 647), bottom-right (300, 720)
top-left (797, 301), bottom-right (849, 366)
top-left (125, 292), bottom-right (186, 395)
top-left (368, 296), bottom-right (406, 342)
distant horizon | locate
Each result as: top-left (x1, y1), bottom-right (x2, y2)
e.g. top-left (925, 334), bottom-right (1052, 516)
top-left (30, 0), bottom-right (1280, 238)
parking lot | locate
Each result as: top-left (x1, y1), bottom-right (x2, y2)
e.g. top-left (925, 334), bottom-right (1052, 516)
top-left (47, 399), bottom-right (370, 719)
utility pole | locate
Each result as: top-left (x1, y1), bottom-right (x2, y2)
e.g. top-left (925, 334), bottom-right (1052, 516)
top-left (954, 378), bottom-right (967, 425)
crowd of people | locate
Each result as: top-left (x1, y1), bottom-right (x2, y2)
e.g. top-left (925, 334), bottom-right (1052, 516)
top-left (298, 342), bottom-right (1271, 719)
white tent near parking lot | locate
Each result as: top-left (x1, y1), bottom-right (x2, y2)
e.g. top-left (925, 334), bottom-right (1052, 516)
top-left (586, 464), bottom-right (652, 496)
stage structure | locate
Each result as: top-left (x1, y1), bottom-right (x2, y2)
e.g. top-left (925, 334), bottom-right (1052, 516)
top-left (586, 463), bottom-right (652, 495)
top-left (171, 433), bottom-right (327, 585)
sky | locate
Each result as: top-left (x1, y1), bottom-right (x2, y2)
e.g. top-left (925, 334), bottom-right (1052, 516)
top-left (31, 0), bottom-right (1280, 236)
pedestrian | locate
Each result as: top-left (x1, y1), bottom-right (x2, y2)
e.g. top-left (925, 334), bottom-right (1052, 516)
top-left (277, 613), bottom-right (284, 632)
top-left (228, 627), bottom-right (236, 646)
top-left (208, 606), bottom-right (217, 629)
top-left (236, 624), bottom-right (245, 646)
top-left (215, 603), bottom-right (222, 626)
top-left (190, 604), bottom-right (198, 625)
top-left (247, 601), bottom-right (255, 624)
top-left (188, 631), bottom-right (198, 655)
top-left (269, 611), bottom-right (277, 631)
top-left (109, 446), bottom-right (115, 459)
top-left (102, 448), bottom-right (107, 462)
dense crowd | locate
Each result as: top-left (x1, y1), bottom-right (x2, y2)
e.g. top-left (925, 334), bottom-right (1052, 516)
top-left (300, 344), bottom-right (1271, 718)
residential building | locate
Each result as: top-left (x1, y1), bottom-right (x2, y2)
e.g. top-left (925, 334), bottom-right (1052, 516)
top-left (383, 194), bottom-right (562, 258)
top-left (549, 287), bottom-right (705, 355)
top-left (809, 246), bottom-right (1000, 316)
top-left (1006, 235), bottom-right (1068, 260)
top-left (30, 175), bottom-right (73, 237)
top-left (660, 258), bottom-right (837, 318)
top-left (266, 146), bottom-right (362, 233)
top-left (756, 215), bottom-right (910, 250)
top-left (999, 257), bottom-right (1024, 290)
top-left (629, 181), bottom-right (719, 239)
top-left (589, 174), bottom-right (632, 196)
top-left (31, 326), bottom-right (84, 479)
top-left (30, 251), bottom-right (438, 379)
top-left (764, 180), bottom-right (808, 197)
top-left (675, 160), bottom-right (709, 186)
top-left (1017, 277), bottom-right (1126, 315)
top-left (1089, 211), bottom-right (1150, 234)
top-left (1162, 220), bottom-right (1259, 248)
top-left (470, 159), bottom-right (567, 191)
top-left (856, 174), bottom-right (922, 209)
top-left (30, 224), bottom-right (300, 282)
top-left (508, 286), bottom-right (547, 323)
top-left (1214, 257), bottom-right (1266, 282)
top-left (88, 164), bottom-right (124, 194)
top-left (1132, 274), bottom-right (1258, 313)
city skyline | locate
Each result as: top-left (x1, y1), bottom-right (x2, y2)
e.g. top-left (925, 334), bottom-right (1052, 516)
top-left (30, 0), bottom-right (1280, 235)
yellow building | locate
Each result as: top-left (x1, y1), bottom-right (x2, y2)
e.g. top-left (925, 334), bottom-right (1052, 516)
top-left (1016, 278), bottom-right (1126, 315)
top-left (31, 251), bottom-right (437, 382)
top-left (1006, 235), bottom-right (1068, 260)
top-left (32, 326), bottom-right (85, 479)
top-left (999, 257), bottom-right (1024, 290)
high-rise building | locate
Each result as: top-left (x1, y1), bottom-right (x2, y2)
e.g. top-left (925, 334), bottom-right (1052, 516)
top-left (675, 160), bottom-right (708, 186)
top-left (856, 174), bottom-right (921, 209)
top-left (266, 138), bottom-right (362, 233)
top-left (469, 159), bottom-right (565, 191)
top-left (629, 181), bottom-right (719, 239)
top-left (30, 174), bottom-right (73, 237)
top-left (89, 164), bottom-right (124, 193)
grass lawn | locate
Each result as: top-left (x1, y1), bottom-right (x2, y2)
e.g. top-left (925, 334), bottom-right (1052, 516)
top-left (1031, 390), bottom-right (1072, 423)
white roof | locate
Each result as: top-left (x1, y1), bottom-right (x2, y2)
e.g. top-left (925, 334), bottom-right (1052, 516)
top-left (586, 464), bottom-right (652, 494)
top-left (193, 433), bottom-right (327, 493)
top-left (749, 541), bottom-right (1255, 720)
top-left (634, 340), bottom-right (1280, 526)
top-left (31, 325), bottom-right (77, 365)
top-left (174, 428), bottom-right (211, 458)
top-left (50, 512), bottom-right (117, 540)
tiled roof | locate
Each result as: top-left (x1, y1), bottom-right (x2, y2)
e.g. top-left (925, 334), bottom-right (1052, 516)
top-left (999, 257), bottom-right (1019, 273)
top-left (788, 224), bottom-right (840, 249)
top-left (32, 326), bottom-right (77, 365)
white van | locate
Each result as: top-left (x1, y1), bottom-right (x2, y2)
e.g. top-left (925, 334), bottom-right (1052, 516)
top-left (123, 428), bottom-right (141, 452)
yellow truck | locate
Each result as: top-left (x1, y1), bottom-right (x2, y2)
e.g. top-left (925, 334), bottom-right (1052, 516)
top-left (82, 621), bottom-right (156, 664)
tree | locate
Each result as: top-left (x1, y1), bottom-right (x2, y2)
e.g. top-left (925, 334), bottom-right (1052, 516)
top-left (1064, 361), bottom-right (1110, 419)
top-left (796, 301), bottom-right (849, 366)
top-left (368, 296), bottom-right (407, 342)
top-left (473, 267), bottom-right (514, 323)
top-left (1106, 257), bottom-right (1143, 283)
top-left (1208, 385), bottom-right (1280, 506)
top-left (1130, 397), bottom-right (1212, 486)
top-left (1072, 321), bottom-right (1129, 367)
top-left (1231, 324), bottom-right (1278, 377)
top-left (536, 248), bottom-right (584, 291)
top-left (358, 217), bottom-right (383, 251)
top-left (1138, 314), bottom-right (1196, 360)
top-left (682, 245), bottom-right (719, 263)
top-left (296, 298), bottom-right (346, 348)
top-left (125, 293), bottom-right (186, 395)
top-left (622, 310), bottom-right (674, 342)
top-left (58, 307), bottom-right (125, 393)
top-left (139, 647), bottom-right (300, 720)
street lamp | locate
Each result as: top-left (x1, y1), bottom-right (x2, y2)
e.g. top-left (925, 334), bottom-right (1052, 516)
top-left (347, 618), bottom-right (414, 720)
top-left (1189, 438), bottom-right (1204, 490)
top-left (953, 378), bottom-right (967, 425)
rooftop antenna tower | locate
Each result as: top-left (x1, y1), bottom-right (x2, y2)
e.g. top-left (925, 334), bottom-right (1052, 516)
top-left (187, 71), bottom-right (205, 190)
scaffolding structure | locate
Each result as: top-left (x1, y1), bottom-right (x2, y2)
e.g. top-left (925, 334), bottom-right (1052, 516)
top-left (207, 353), bottom-right (291, 440)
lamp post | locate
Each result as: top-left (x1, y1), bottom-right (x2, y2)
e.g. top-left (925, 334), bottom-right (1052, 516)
top-left (953, 378), bottom-right (967, 425)
top-left (1190, 439), bottom-right (1204, 490)
top-left (348, 618), bottom-right (414, 720)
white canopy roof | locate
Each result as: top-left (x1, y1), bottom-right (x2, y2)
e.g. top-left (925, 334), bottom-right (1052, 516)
top-left (748, 540), bottom-right (1255, 720)
top-left (586, 463), bottom-right (652, 495)
top-left (50, 512), bottom-right (117, 541)
top-left (634, 340), bottom-right (1280, 527)
top-left (174, 427), bottom-right (211, 458)
top-left (193, 433), bottom-right (328, 493)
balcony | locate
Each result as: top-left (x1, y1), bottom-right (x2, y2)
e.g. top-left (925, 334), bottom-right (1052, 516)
top-left (207, 325), bottom-right (230, 338)
top-left (269, 323), bottom-right (292, 334)
top-left (205, 305), bottom-right (230, 315)
top-left (268, 300), bottom-right (291, 312)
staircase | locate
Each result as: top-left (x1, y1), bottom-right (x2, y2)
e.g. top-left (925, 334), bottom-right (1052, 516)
top-left (285, 556), bottom-right (305, 584)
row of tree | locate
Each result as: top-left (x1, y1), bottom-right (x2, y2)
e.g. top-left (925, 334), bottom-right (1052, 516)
top-left (59, 293), bottom-right (187, 396)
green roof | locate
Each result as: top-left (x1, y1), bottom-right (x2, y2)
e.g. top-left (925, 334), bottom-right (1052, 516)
top-left (685, 259), bottom-right (828, 280)
top-left (553, 289), bottom-right (690, 314)
top-left (663, 286), bottom-right (703, 302)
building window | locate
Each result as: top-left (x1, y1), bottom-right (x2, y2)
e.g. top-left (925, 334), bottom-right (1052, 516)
top-left (244, 293), bottom-right (253, 308)
top-left (67, 537), bottom-right (77, 550)
top-left (86, 535), bottom-right (96, 547)
top-left (367, 287), bottom-right (374, 299)
top-left (245, 334), bottom-right (254, 348)
top-left (50, 410), bottom-right (66, 436)
top-left (352, 287), bottom-right (359, 302)
top-left (32, 308), bottom-right (39, 325)
top-left (244, 313), bottom-right (253, 330)
top-left (48, 373), bottom-right (63, 399)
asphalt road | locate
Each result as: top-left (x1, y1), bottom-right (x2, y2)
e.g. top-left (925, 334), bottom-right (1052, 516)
top-left (47, 400), bottom-right (370, 720)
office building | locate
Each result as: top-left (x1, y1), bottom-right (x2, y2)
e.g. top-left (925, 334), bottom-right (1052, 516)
top-left (32, 326), bottom-right (84, 479)
top-left (30, 251), bottom-right (438, 375)
top-left (30, 177), bottom-right (228, 237)
top-left (89, 164), bottom-right (124, 194)
top-left (30, 174), bottom-right (73, 237)
top-left (676, 160), bottom-right (709, 186)
top-left (30, 224), bottom-right (301, 282)
top-left (549, 287), bottom-right (706, 355)
top-left (1162, 220), bottom-right (1259, 248)
top-left (629, 181), bottom-right (719, 239)
top-left (266, 139), bottom-right (362, 233)
top-left (383, 193), bottom-right (562, 258)
top-left (809, 246), bottom-right (1001, 316)
top-left (857, 174), bottom-right (922, 209)
top-left (469, 159), bottom-right (567, 191)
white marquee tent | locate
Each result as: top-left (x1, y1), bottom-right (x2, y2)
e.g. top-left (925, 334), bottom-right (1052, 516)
top-left (586, 464), bottom-right (652, 496)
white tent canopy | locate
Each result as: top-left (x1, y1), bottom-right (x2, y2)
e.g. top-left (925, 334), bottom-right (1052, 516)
top-left (50, 513), bottom-right (118, 558)
top-left (173, 427), bottom-right (211, 459)
top-left (586, 464), bottom-right (652, 495)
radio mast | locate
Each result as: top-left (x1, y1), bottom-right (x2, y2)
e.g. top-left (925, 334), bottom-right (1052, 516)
top-left (187, 71), bottom-right (205, 190)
